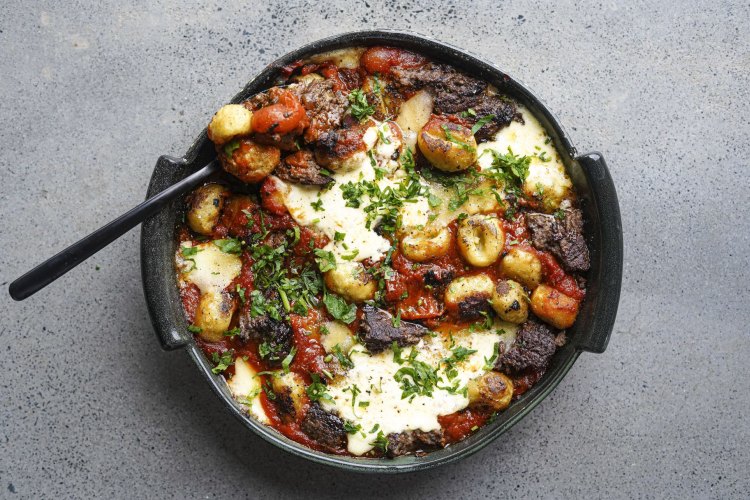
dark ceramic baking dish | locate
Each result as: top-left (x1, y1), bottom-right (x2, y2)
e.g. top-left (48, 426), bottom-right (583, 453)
top-left (141, 30), bottom-right (623, 473)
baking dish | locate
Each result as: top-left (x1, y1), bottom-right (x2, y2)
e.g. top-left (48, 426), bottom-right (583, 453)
top-left (141, 30), bottom-right (622, 473)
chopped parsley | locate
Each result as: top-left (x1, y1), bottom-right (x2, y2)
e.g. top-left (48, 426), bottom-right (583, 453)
top-left (281, 346), bottom-right (297, 373)
top-left (213, 238), bottom-right (243, 254)
top-left (223, 139), bottom-right (241, 157)
top-left (314, 249), bottom-right (337, 272)
top-left (484, 342), bottom-right (501, 370)
top-left (470, 114), bottom-right (496, 135)
top-left (258, 341), bottom-right (285, 362)
top-left (223, 327), bottom-right (241, 338)
top-left (391, 311), bottom-right (401, 328)
top-left (441, 345), bottom-right (478, 380)
top-left (310, 198), bottom-right (324, 212)
top-left (181, 246), bottom-right (201, 257)
top-left (332, 344), bottom-right (354, 369)
top-left (338, 150), bottom-right (425, 235)
top-left (394, 351), bottom-right (439, 401)
top-left (391, 341), bottom-right (405, 365)
top-left (210, 350), bottom-right (234, 374)
top-left (371, 431), bottom-right (389, 453)
top-left (484, 146), bottom-right (531, 194)
top-left (441, 124), bottom-right (476, 153)
top-left (348, 89), bottom-right (375, 122)
top-left (344, 384), bottom-right (361, 409)
top-left (343, 421), bottom-right (362, 434)
top-left (306, 373), bottom-right (332, 402)
top-left (236, 284), bottom-right (246, 304)
top-left (322, 289), bottom-right (357, 324)
top-left (340, 249), bottom-right (359, 261)
top-left (187, 324), bottom-right (202, 334)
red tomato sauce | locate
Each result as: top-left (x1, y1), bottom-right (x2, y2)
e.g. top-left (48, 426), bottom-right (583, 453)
top-left (438, 408), bottom-right (491, 443)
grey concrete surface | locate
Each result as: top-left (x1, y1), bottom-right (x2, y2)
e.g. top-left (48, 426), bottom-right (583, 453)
top-left (1, 0), bottom-right (748, 498)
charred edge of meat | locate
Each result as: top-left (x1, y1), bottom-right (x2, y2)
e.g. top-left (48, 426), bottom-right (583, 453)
top-left (295, 79), bottom-right (350, 142)
top-left (463, 94), bottom-right (522, 142)
top-left (526, 208), bottom-right (590, 272)
top-left (457, 294), bottom-right (493, 322)
top-left (495, 319), bottom-right (557, 374)
top-left (421, 266), bottom-right (455, 290)
top-left (314, 124), bottom-right (369, 167)
top-left (300, 403), bottom-right (347, 452)
top-left (273, 389), bottom-right (298, 425)
top-left (386, 430), bottom-right (445, 458)
top-left (358, 304), bottom-right (429, 354)
top-left (274, 150), bottom-right (332, 185)
top-left (238, 313), bottom-right (293, 365)
top-left (391, 63), bottom-right (486, 113)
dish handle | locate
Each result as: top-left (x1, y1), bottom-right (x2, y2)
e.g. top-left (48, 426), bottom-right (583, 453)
top-left (575, 152), bottom-right (622, 354)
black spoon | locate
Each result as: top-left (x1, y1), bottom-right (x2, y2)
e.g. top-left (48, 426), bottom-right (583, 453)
top-left (9, 159), bottom-right (221, 301)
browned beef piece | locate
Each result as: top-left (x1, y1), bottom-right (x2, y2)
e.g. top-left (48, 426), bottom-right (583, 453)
top-left (495, 319), bottom-right (557, 374)
top-left (463, 94), bottom-right (521, 142)
top-left (274, 150), bottom-right (331, 185)
top-left (273, 390), bottom-right (298, 424)
top-left (294, 79), bottom-right (349, 143)
top-left (457, 295), bottom-right (494, 322)
top-left (392, 63), bottom-right (486, 113)
top-left (238, 313), bottom-right (293, 365)
top-left (526, 209), bottom-right (590, 272)
top-left (421, 265), bottom-right (455, 289)
top-left (386, 430), bottom-right (445, 457)
top-left (314, 122), bottom-right (370, 168)
top-left (300, 403), bottom-right (347, 453)
top-left (358, 304), bottom-right (429, 353)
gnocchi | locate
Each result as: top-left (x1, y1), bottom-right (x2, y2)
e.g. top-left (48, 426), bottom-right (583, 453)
top-left (418, 116), bottom-right (478, 172)
top-left (207, 104), bottom-right (253, 145)
top-left (457, 214), bottom-right (505, 267)
top-left (400, 226), bottom-right (451, 262)
top-left (193, 291), bottom-right (236, 342)
top-left (186, 183), bottom-right (228, 236)
top-left (491, 279), bottom-right (529, 324)
top-left (530, 284), bottom-right (580, 329)
top-left (500, 247), bottom-right (543, 289)
top-left (324, 262), bottom-right (376, 303)
top-left (467, 371), bottom-right (514, 412)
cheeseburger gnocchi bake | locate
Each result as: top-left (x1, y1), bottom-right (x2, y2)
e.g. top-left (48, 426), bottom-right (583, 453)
top-left (175, 46), bottom-right (590, 457)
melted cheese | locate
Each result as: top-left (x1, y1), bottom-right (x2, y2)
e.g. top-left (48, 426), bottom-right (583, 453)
top-left (176, 241), bottom-right (242, 293)
top-left (320, 321), bottom-right (356, 354)
top-left (322, 322), bottom-right (518, 456)
top-left (477, 106), bottom-right (572, 210)
top-left (278, 120), bottom-right (422, 264)
top-left (227, 357), bottom-right (268, 423)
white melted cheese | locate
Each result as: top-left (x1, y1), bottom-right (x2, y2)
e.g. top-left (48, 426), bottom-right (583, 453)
top-left (278, 120), bottom-right (430, 264)
top-left (176, 241), bottom-right (242, 293)
top-left (477, 106), bottom-right (572, 210)
top-left (321, 322), bottom-right (518, 456)
top-left (227, 357), bottom-right (268, 423)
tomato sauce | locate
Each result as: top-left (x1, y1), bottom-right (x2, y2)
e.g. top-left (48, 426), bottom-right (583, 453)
top-left (289, 309), bottom-right (327, 375)
top-left (537, 252), bottom-right (585, 300)
top-left (438, 408), bottom-right (491, 443)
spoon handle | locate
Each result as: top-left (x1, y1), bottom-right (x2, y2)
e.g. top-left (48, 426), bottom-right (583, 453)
top-left (9, 159), bottom-right (221, 301)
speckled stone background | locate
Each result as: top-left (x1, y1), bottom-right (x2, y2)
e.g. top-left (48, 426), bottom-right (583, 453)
top-left (1, 0), bottom-right (748, 498)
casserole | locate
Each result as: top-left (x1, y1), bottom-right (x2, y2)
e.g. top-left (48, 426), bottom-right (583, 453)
top-left (141, 30), bottom-right (622, 472)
